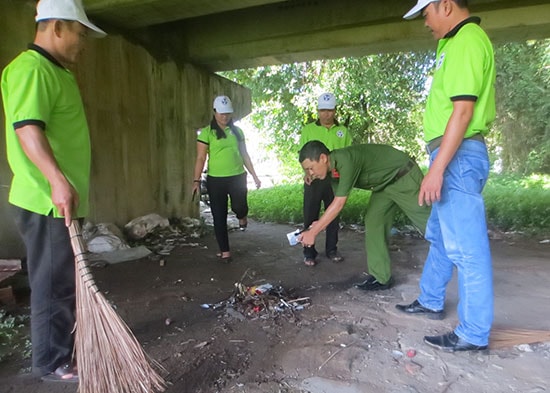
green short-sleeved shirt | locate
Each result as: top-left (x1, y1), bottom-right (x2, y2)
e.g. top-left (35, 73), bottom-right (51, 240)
top-left (299, 120), bottom-right (352, 150)
top-left (423, 18), bottom-right (496, 142)
top-left (1, 45), bottom-right (91, 217)
top-left (197, 125), bottom-right (246, 177)
top-left (330, 145), bottom-right (411, 196)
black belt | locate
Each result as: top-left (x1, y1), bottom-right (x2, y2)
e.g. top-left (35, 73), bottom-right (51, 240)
top-left (426, 133), bottom-right (485, 155)
top-left (392, 160), bottom-right (415, 183)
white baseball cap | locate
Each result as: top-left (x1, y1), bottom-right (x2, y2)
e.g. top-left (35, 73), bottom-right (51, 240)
top-left (403, 0), bottom-right (440, 20)
top-left (35, 0), bottom-right (107, 38)
top-left (317, 92), bottom-right (336, 110)
top-left (213, 96), bottom-right (234, 114)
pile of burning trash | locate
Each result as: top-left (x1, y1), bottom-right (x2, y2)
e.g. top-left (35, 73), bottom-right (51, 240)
top-left (201, 280), bottom-right (311, 320)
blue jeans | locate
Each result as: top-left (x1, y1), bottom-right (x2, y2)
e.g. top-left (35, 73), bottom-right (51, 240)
top-left (418, 140), bottom-right (493, 346)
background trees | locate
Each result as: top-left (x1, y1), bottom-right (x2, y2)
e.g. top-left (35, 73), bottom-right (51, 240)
top-left (493, 40), bottom-right (549, 174)
top-left (222, 39), bottom-right (549, 178)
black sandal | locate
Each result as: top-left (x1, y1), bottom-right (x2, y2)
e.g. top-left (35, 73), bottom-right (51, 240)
top-left (216, 253), bottom-right (232, 263)
top-left (41, 362), bottom-right (78, 383)
top-left (239, 218), bottom-right (248, 231)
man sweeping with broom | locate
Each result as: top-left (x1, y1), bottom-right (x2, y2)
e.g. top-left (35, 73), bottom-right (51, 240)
top-left (1, 0), bottom-right (106, 383)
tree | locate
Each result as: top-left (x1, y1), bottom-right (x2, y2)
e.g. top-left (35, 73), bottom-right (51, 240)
top-left (493, 40), bottom-right (549, 174)
top-left (222, 39), bottom-right (550, 177)
top-left (222, 51), bottom-right (433, 177)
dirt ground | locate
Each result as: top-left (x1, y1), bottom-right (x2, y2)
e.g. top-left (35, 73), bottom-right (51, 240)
top-left (1, 219), bottom-right (550, 393)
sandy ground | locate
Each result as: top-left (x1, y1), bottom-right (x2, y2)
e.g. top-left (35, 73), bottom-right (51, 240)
top-left (1, 219), bottom-right (549, 393)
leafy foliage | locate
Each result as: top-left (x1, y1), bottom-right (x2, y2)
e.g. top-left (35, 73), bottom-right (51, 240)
top-left (248, 174), bottom-right (550, 234)
top-left (222, 51), bottom-right (434, 177)
top-left (222, 39), bottom-right (549, 177)
top-left (483, 174), bottom-right (550, 232)
top-left (493, 40), bottom-right (550, 174)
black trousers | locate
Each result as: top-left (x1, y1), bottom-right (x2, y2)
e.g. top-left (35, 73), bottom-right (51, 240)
top-left (207, 173), bottom-right (248, 252)
top-left (12, 206), bottom-right (75, 376)
top-left (303, 176), bottom-right (339, 259)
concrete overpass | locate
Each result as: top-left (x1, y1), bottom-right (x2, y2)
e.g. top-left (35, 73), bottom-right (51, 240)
top-left (0, 0), bottom-right (549, 257)
top-left (86, 0), bottom-right (550, 71)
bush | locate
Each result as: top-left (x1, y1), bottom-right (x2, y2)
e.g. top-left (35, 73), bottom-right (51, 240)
top-left (248, 184), bottom-right (413, 228)
top-left (248, 173), bottom-right (550, 234)
top-left (483, 173), bottom-right (550, 233)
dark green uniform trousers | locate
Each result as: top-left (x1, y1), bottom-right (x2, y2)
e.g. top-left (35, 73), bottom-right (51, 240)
top-left (365, 164), bottom-right (431, 284)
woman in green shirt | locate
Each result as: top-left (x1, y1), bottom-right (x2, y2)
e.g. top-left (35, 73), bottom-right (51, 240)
top-left (192, 96), bottom-right (261, 262)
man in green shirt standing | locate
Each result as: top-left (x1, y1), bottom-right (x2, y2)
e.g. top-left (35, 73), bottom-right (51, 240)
top-left (396, 0), bottom-right (496, 352)
top-left (298, 141), bottom-right (431, 290)
top-left (299, 93), bottom-right (352, 266)
top-left (1, 0), bottom-right (106, 382)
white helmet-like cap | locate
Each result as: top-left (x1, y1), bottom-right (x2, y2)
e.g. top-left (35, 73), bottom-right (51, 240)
top-left (213, 96), bottom-right (234, 114)
top-left (35, 0), bottom-right (107, 37)
top-left (317, 92), bottom-right (336, 110)
top-left (403, 0), bottom-right (440, 20)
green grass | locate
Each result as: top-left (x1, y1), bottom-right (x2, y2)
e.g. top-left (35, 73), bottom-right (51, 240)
top-left (248, 173), bottom-right (550, 234)
top-left (484, 173), bottom-right (550, 233)
top-left (248, 184), bottom-right (414, 228)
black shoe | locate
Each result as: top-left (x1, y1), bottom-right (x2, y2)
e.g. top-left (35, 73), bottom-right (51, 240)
top-left (354, 275), bottom-right (394, 291)
top-left (424, 331), bottom-right (488, 352)
top-left (395, 300), bottom-right (444, 320)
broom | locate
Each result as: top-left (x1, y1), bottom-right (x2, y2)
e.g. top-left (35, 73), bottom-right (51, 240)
top-left (68, 220), bottom-right (166, 393)
top-left (490, 327), bottom-right (550, 350)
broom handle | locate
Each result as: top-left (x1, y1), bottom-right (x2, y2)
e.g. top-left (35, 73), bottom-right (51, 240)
top-left (68, 220), bottom-right (100, 294)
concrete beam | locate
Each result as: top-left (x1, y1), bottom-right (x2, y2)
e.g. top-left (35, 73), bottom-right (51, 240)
top-left (85, 0), bottom-right (287, 29)
top-left (135, 0), bottom-right (550, 71)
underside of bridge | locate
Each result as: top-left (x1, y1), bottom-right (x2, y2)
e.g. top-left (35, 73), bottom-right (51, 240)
top-left (1, 0), bottom-right (549, 257)
top-left (86, 0), bottom-right (550, 71)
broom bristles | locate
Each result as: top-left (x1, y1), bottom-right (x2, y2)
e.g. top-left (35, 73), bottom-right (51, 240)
top-left (69, 221), bottom-right (166, 393)
top-left (490, 327), bottom-right (550, 350)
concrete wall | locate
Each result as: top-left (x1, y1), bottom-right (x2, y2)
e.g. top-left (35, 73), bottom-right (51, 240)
top-left (0, 0), bottom-right (251, 258)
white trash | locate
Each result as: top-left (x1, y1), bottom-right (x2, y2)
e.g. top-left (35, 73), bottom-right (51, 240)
top-left (124, 213), bottom-right (170, 240)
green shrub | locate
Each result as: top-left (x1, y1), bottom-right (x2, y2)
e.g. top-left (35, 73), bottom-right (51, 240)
top-left (483, 173), bottom-right (550, 233)
top-left (248, 173), bottom-right (550, 234)
top-left (249, 184), bottom-right (413, 228)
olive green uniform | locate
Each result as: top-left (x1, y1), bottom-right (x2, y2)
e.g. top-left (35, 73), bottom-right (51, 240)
top-left (331, 144), bottom-right (431, 284)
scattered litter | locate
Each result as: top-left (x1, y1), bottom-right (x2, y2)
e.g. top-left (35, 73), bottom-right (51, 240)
top-left (194, 341), bottom-right (209, 349)
top-left (126, 216), bottom-right (206, 256)
top-left (87, 245), bottom-right (152, 265)
top-left (406, 349), bottom-right (417, 358)
top-left (392, 350), bottom-right (404, 360)
top-left (82, 222), bottom-right (129, 253)
top-left (125, 213), bottom-right (170, 240)
top-left (539, 239), bottom-right (549, 244)
top-left (200, 270), bottom-right (310, 319)
top-left (165, 318), bottom-right (172, 326)
top-left (517, 344), bottom-right (534, 352)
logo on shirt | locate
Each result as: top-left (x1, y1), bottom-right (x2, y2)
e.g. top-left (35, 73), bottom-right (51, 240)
top-left (436, 53), bottom-right (445, 70)
top-left (336, 130), bottom-right (345, 138)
